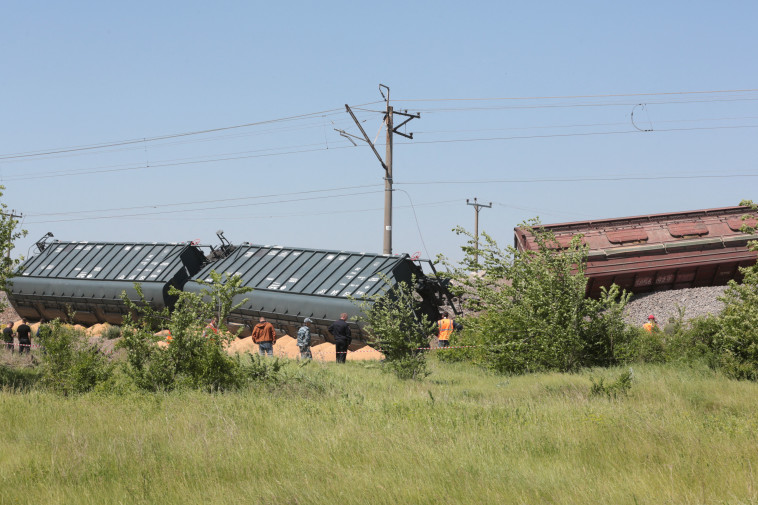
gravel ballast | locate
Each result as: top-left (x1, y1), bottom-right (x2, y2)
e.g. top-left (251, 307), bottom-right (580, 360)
top-left (623, 285), bottom-right (728, 327)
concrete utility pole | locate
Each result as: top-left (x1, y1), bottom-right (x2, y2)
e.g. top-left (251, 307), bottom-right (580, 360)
top-left (466, 198), bottom-right (492, 265)
top-left (338, 85), bottom-right (419, 255)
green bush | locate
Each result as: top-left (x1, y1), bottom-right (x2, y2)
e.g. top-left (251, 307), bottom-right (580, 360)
top-left (441, 221), bottom-right (632, 375)
top-left (36, 319), bottom-right (114, 395)
top-left (118, 271), bottom-right (284, 391)
top-left (615, 327), bottom-right (667, 364)
top-left (589, 369), bottom-right (633, 399)
top-left (354, 276), bottom-right (435, 380)
top-left (102, 325), bottom-right (122, 340)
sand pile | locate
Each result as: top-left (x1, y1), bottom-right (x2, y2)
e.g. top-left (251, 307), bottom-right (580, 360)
top-left (348, 345), bottom-right (384, 361)
top-left (87, 323), bottom-right (111, 337)
top-left (226, 335), bottom-right (259, 355)
top-left (305, 342), bottom-right (384, 361)
top-left (273, 335), bottom-right (301, 359)
top-left (226, 335), bottom-right (301, 358)
top-left (311, 342), bottom-right (336, 361)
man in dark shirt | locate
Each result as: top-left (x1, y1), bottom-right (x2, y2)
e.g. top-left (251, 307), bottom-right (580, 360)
top-left (16, 319), bottom-right (32, 355)
top-left (328, 313), bottom-right (351, 364)
top-left (2, 322), bottom-right (14, 353)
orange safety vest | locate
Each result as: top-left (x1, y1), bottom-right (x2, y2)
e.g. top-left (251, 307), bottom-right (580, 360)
top-left (438, 318), bottom-right (454, 341)
top-left (643, 322), bottom-right (657, 333)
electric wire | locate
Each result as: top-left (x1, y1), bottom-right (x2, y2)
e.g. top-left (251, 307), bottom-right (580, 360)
top-left (405, 97), bottom-right (758, 113)
top-left (394, 188), bottom-right (432, 260)
top-left (5, 88), bottom-right (754, 161)
top-left (0, 114), bottom-right (366, 165)
top-left (394, 88), bottom-right (758, 102)
top-left (396, 172), bottom-right (758, 186)
top-left (134, 199), bottom-right (459, 222)
top-left (0, 102), bottom-right (382, 160)
top-left (398, 124), bottom-right (758, 147)
top-left (26, 184), bottom-right (384, 217)
top-left (8, 120), bottom-right (758, 183)
top-left (24, 189), bottom-right (386, 224)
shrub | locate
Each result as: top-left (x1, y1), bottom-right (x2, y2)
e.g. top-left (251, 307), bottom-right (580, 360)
top-left (354, 276), bottom-right (435, 380)
top-left (36, 319), bottom-right (114, 395)
top-left (589, 369), bottom-right (633, 399)
top-left (697, 200), bottom-right (758, 380)
top-left (117, 271), bottom-right (274, 391)
top-left (441, 221), bottom-right (632, 375)
top-left (103, 325), bottom-right (122, 340)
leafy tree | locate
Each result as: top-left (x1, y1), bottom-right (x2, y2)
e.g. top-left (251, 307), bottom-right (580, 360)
top-left (0, 185), bottom-right (27, 303)
top-left (354, 275), bottom-right (435, 380)
top-left (442, 220), bottom-right (632, 374)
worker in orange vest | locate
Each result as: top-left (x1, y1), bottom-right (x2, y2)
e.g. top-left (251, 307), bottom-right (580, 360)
top-left (436, 311), bottom-right (462, 348)
top-left (643, 315), bottom-right (659, 333)
top-left (203, 316), bottom-right (219, 339)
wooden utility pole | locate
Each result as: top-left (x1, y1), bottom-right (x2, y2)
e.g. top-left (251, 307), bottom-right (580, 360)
top-left (338, 85), bottom-right (419, 255)
top-left (466, 198), bottom-right (491, 265)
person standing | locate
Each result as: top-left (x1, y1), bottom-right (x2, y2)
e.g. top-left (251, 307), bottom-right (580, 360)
top-left (16, 319), bottom-right (32, 355)
top-left (2, 322), bottom-right (14, 353)
top-left (643, 315), bottom-right (659, 333)
top-left (436, 311), bottom-right (458, 348)
top-left (436, 312), bottom-right (463, 348)
top-left (203, 316), bottom-right (219, 338)
top-left (297, 318), bottom-right (313, 360)
top-left (251, 316), bottom-right (276, 356)
top-left (328, 313), bottom-right (351, 364)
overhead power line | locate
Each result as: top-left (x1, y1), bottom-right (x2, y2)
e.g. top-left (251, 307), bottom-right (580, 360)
top-left (6, 88), bottom-right (753, 162)
top-left (394, 88), bottom-right (758, 102)
top-left (24, 189), bottom-right (386, 224)
top-left (9, 120), bottom-right (757, 183)
top-left (0, 103), bottom-right (381, 161)
top-left (26, 184), bottom-right (383, 217)
top-left (396, 172), bottom-right (758, 185)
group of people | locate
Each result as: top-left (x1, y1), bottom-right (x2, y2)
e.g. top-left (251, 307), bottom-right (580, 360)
top-left (248, 310), bottom-right (460, 362)
top-left (248, 313), bottom-right (353, 363)
top-left (2, 319), bottom-right (34, 354)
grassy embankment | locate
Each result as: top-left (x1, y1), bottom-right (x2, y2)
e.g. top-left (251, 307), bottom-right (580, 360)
top-left (1, 357), bottom-right (757, 505)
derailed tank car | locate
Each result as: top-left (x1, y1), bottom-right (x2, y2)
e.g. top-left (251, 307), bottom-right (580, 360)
top-left (183, 244), bottom-right (450, 343)
top-left (8, 241), bottom-right (207, 325)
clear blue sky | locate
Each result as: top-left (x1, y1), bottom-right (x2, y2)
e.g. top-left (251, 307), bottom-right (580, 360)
top-left (1, 1), bottom-right (756, 263)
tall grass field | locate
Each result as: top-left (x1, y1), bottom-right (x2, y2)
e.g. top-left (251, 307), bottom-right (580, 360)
top-left (2, 358), bottom-right (757, 504)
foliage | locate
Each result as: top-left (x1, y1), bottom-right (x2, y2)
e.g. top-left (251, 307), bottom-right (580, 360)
top-left (36, 319), bottom-right (114, 395)
top-left (699, 200), bottom-right (758, 380)
top-left (0, 363), bottom-right (42, 390)
top-left (441, 220), bottom-right (632, 375)
top-left (354, 275), bottom-right (435, 380)
top-left (192, 270), bottom-right (252, 324)
top-left (0, 185), bottom-right (27, 309)
top-left (589, 369), bottom-right (634, 399)
top-left (710, 267), bottom-right (758, 380)
top-left (102, 324), bottom-right (122, 340)
top-left (118, 270), bottom-right (261, 391)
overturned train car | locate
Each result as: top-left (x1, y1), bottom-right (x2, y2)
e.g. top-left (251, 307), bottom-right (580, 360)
top-left (184, 244), bottom-right (450, 342)
top-left (7, 241), bottom-right (207, 324)
top-left (514, 206), bottom-right (758, 297)
top-left (7, 240), bottom-right (453, 343)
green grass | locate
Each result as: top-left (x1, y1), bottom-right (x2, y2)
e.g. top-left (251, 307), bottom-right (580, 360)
top-left (1, 358), bottom-right (758, 504)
